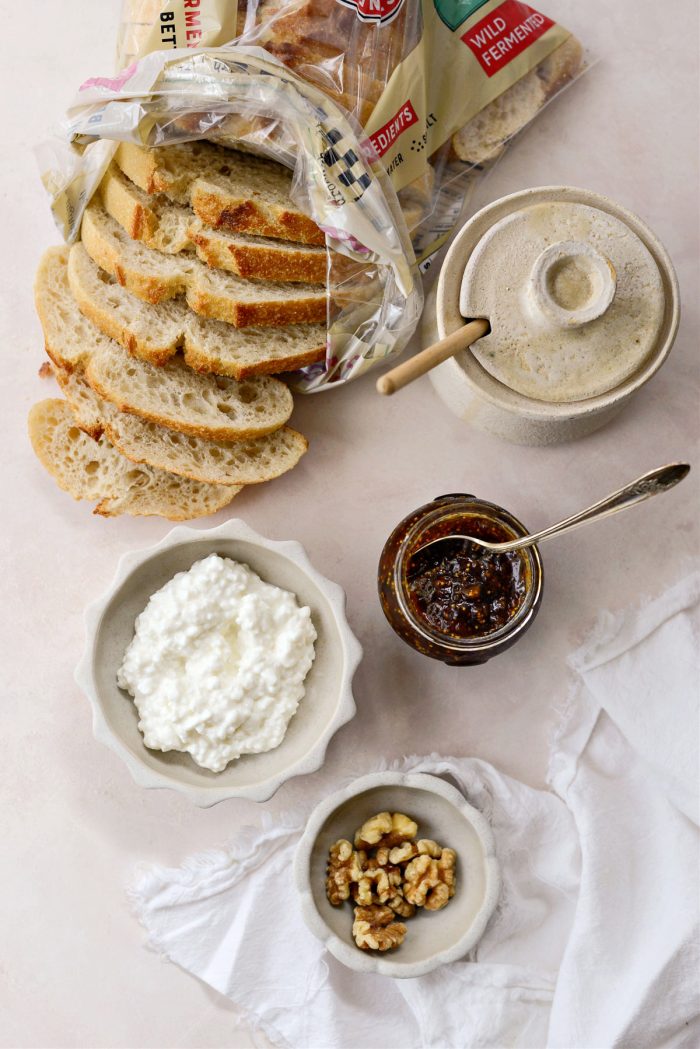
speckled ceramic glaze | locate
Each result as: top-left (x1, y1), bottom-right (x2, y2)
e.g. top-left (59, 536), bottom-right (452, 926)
top-left (75, 521), bottom-right (362, 806)
top-left (294, 771), bottom-right (501, 978)
top-left (426, 186), bottom-right (680, 445)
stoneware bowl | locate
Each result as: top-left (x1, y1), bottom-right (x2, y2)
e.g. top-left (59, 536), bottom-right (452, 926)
top-left (294, 771), bottom-right (501, 978)
top-left (425, 186), bottom-right (680, 445)
top-left (75, 521), bottom-right (362, 806)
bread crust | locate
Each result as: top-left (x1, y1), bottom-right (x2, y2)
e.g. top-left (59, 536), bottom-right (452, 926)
top-left (189, 226), bottom-right (327, 283)
top-left (191, 186), bottom-right (325, 246)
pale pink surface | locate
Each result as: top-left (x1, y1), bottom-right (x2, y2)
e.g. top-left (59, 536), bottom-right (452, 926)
top-left (1, 1), bottom-right (698, 1046)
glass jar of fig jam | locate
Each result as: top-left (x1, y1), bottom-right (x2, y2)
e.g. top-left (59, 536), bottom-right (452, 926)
top-left (378, 494), bottom-right (544, 666)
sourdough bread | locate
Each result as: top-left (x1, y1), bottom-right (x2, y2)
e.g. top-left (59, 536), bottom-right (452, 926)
top-left (52, 364), bottom-right (308, 486)
top-left (100, 164), bottom-right (192, 253)
top-left (85, 344), bottom-right (293, 441)
top-left (29, 399), bottom-right (239, 520)
top-left (35, 246), bottom-right (115, 369)
top-left (115, 140), bottom-right (325, 245)
top-left (104, 406), bottom-right (308, 487)
top-left (50, 362), bottom-right (104, 439)
top-left (81, 203), bottom-right (327, 325)
top-left (67, 243), bottom-right (326, 377)
top-left (100, 165), bottom-right (329, 282)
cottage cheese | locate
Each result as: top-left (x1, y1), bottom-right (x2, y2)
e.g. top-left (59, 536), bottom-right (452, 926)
top-left (117, 554), bottom-right (317, 772)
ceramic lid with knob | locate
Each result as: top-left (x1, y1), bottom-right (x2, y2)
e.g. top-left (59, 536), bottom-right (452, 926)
top-left (459, 197), bottom-right (668, 403)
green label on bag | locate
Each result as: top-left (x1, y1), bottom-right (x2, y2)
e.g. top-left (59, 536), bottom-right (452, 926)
top-left (433, 0), bottom-right (490, 31)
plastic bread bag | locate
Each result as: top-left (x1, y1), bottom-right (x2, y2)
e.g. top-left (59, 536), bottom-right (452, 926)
top-left (116, 1), bottom-right (588, 268)
top-left (38, 45), bottom-right (423, 391)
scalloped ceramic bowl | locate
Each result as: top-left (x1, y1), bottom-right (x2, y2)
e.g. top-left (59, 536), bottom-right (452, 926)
top-left (294, 772), bottom-right (501, 978)
top-left (75, 521), bottom-right (362, 806)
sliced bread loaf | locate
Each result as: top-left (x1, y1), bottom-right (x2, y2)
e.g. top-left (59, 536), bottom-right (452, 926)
top-left (68, 243), bottom-right (326, 377)
top-left (115, 140), bottom-right (325, 246)
top-left (100, 165), bottom-right (328, 282)
top-left (85, 343), bottom-right (293, 441)
top-left (52, 364), bottom-right (308, 486)
top-left (28, 399), bottom-right (239, 520)
top-left (81, 203), bottom-right (327, 326)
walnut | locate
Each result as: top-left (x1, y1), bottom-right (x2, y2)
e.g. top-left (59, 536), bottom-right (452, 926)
top-left (352, 905), bottom-right (407, 951)
top-left (389, 838), bottom-right (442, 865)
top-left (387, 893), bottom-right (416, 919)
top-left (352, 859), bottom-right (403, 905)
top-left (426, 847), bottom-right (457, 912)
top-left (354, 811), bottom-right (419, 850)
top-left (326, 839), bottom-right (366, 906)
top-left (403, 848), bottom-right (457, 911)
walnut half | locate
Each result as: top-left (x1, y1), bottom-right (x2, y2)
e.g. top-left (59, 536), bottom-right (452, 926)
top-left (403, 847), bottom-right (457, 911)
top-left (326, 839), bottom-right (366, 906)
top-left (354, 811), bottom-right (419, 850)
top-left (352, 905), bottom-right (407, 951)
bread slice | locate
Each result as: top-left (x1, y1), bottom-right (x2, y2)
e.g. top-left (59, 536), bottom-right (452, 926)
top-left (51, 364), bottom-right (308, 486)
top-left (68, 243), bottom-right (326, 377)
top-left (104, 405), bottom-right (308, 487)
top-left (452, 35), bottom-right (583, 165)
top-left (51, 362), bottom-right (104, 439)
top-left (100, 165), bottom-right (328, 282)
top-left (35, 246), bottom-right (117, 370)
top-left (188, 221), bottom-right (327, 284)
top-left (81, 203), bottom-right (327, 326)
top-left (85, 343), bottom-right (293, 441)
top-left (115, 140), bottom-right (325, 246)
top-left (28, 399), bottom-right (239, 520)
top-left (100, 164), bottom-right (192, 254)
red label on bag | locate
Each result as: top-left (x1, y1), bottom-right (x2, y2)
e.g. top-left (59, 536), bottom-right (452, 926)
top-left (336, 0), bottom-right (406, 27)
top-left (366, 99), bottom-right (418, 157)
top-left (461, 1), bottom-right (554, 76)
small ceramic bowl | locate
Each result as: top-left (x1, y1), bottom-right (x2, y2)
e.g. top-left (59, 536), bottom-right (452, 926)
top-left (75, 521), bottom-right (362, 806)
top-left (294, 771), bottom-right (501, 978)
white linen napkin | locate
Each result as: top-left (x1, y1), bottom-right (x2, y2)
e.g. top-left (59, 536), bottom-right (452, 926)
top-left (129, 575), bottom-right (700, 1049)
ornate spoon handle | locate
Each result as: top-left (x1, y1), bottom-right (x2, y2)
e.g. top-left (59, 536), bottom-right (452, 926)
top-left (493, 463), bottom-right (691, 553)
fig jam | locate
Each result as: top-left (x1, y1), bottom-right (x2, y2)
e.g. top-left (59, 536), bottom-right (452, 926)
top-left (405, 516), bottom-right (527, 640)
top-left (378, 494), bottom-right (543, 666)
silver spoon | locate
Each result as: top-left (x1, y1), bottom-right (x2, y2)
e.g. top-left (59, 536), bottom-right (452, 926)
top-left (415, 463), bottom-right (691, 556)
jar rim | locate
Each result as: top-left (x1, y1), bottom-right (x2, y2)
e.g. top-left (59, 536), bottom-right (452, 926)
top-left (393, 496), bottom-right (543, 652)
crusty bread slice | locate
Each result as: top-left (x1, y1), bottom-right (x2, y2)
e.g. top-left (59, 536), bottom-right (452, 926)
top-left (100, 164), bottom-right (192, 254)
top-left (50, 362), bottom-right (104, 439)
top-left (35, 246), bottom-right (118, 370)
top-left (115, 140), bottom-right (325, 245)
top-left (85, 343), bottom-right (293, 441)
top-left (103, 405), bottom-right (308, 486)
top-left (100, 165), bottom-right (328, 282)
top-left (452, 36), bottom-right (583, 165)
top-left (81, 203), bottom-right (327, 326)
top-left (188, 221), bottom-right (327, 284)
top-left (28, 399), bottom-right (240, 520)
top-left (68, 243), bottom-right (326, 377)
top-left (51, 364), bottom-right (308, 486)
